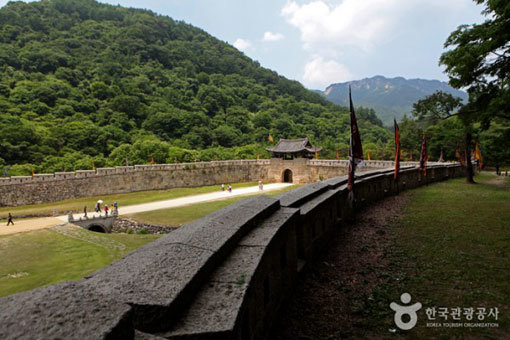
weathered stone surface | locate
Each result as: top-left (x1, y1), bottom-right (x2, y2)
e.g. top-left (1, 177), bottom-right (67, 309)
top-left (83, 242), bottom-right (214, 332)
top-left (81, 196), bottom-right (278, 332)
top-left (276, 182), bottom-right (329, 207)
top-left (155, 196), bottom-right (280, 252)
top-left (135, 330), bottom-right (168, 340)
top-left (299, 189), bottom-right (338, 216)
top-left (160, 208), bottom-right (299, 339)
top-left (161, 282), bottom-right (246, 339)
top-left (0, 282), bottom-right (133, 340)
top-left (323, 175), bottom-right (347, 188)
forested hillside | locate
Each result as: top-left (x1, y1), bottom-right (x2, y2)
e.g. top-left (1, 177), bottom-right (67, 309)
top-left (0, 0), bottom-right (392, 175)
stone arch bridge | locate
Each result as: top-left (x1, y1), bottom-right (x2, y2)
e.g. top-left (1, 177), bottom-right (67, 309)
top-left (68, 213), bottom-right (117, 233)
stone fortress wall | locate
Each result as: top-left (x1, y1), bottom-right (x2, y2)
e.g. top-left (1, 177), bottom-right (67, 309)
top-left (0, 159), bottom-right (420, 207)
top-left (0, 163), bottom-right (465, 339)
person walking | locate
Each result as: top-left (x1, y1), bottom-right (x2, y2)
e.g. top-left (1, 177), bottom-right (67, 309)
top-left (258, 181), bottom-right (263, 191)
top-left (227, 185), bottom-right (232, 193)
top-left (221, 184), bottom-right (225, 191)
top-left (113, 202), bottom-right (118, 215)
top-left (104, 204), bottom-right (109, 216)
top-left (83, 205), bottom-right (87, 218)
top-left (7, 213), bottom-right (14, 226)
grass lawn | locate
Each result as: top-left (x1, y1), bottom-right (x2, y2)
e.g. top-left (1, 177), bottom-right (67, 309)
top-left (0, 225), bottom-right (159, 298)
top-left (362, 174), bottom-right (509, 338)
top-left (0, 182), bottom-right (259, 218)
top-left (129, 185), bottom-right (300, 226)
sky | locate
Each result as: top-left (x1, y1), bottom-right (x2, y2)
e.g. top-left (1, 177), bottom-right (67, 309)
top-left (0, 0), bottom-right (486, 89)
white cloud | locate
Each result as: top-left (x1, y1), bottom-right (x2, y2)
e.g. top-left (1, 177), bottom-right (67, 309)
top-left (282, 0), bottom-right (473, 87)
top-left (263, 31), bottom-right (285, 42)
top-left (303, 55), bottom-right (352, 89)
top-left (233, 38), bottom-right (251, 51)
top-left (282, 0), bottom-right (470, 55)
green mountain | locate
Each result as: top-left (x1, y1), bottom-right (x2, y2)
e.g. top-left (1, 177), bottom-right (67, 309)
top-left (320, 76), bottom-right (468, 125)
top-left (0, 0), bottom-right (391, 175)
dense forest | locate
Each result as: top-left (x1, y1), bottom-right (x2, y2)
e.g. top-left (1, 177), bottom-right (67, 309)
top-left (0, 0), bottom-right (395, 175)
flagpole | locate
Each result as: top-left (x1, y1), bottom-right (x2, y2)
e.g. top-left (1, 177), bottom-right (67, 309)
top-left (347, 85), bottom-right (364, 214)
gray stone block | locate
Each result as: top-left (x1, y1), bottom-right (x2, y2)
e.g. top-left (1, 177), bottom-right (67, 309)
top-left (323, 175), bottom-right (347, 188)
top-left (161, 282), bottom-right (246, 339)
top-left (83, 243), bottom-right (214, 332)
top-left (159, 208), bottom-right (299, 339)
top-left (299, 189), bottom-right (338, 216)
top-left (276, 182), bottom-right (329, 207)
top-left (0, 282), bottom-right (133, 340)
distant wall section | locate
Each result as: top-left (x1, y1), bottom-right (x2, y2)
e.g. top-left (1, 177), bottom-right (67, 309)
top-left (0, 160), bottom-right (270, 207)
top-left (0, 159), bottom-right (422, 207)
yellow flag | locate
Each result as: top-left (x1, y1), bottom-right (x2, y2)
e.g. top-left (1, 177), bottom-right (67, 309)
top-left (268, 135), bottom-right (274, 143)
top-left (315, 151), bottom-right (319, 160)
top-left (367, 150), bottom-right (371, 161)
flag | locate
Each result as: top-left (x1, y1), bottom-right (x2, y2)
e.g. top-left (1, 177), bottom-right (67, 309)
top-left (475, 142), bottom-right (483, 170)
top-left (3, 169), bottom-right (7, 177)
top-left (419, 134), bottom-right (427, 176)
top-left (336, 151), bottom-right (339, 160)
top-left (268, 135), bottom-right (274, 143)
top-left (151, 156), bottom-right (154, 165)
top-left (394, 119), bottom-right (401, 181)
top-left (174, 156), bottom-right (178, 163)
top-left (347, 86), bottom-right (363, 195)
top-left (125, 158), bottom-right (129, 167)
top-left (315, 151), bottom-right (319, 160)
top-left (367, 150), bottom-right (371, 161)
top-left (32, 168), bottom-right (35, 177)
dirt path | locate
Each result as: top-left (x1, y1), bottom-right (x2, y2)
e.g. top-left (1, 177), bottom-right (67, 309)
top-left (272, 193), bottom-right (411, 339)
top-left (484, 174), bottom-right (509, 189)
top-left (0, 183), bottom-right (291, 236)
top-left (0, 217), bottom-right (64, 237)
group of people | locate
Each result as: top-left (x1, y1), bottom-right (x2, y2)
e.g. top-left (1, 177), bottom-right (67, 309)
top-left (220, 184), bottom-right (232, 192)
top-left (220, 181), bottom-right (264, 193)
top-left (84, 201), bottom-right (118, 217)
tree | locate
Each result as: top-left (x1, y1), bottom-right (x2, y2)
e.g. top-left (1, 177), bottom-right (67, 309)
top-left (440, 0), bottom-right (510, 127)
top-left (431, 0), bottom-right (510, 182)
top-left (479, 123), bottom-right (510, 174)
top-left (413, 91), bottom-right (476, 182)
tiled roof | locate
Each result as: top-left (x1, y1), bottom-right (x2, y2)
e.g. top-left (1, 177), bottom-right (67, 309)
top-left (266, 138), bottom-right (322, 153)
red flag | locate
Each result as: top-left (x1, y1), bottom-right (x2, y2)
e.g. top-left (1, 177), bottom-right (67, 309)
top-left (32, 168), bottom-right (35, 177)
top-left (419, 134), bottom-right (427, 176)
top-left (336, 151), bottom-right (339, 160)
top-left (151, 156), bottom-right (154, 165)
top-left (174, 156), bottom-right (178, 163)
top-left (347, 86), bottom-right (363, 194)
top-left (475, 142), bottom-right (483, 170)
top-left (394, 119), bottom-right (401, 181)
